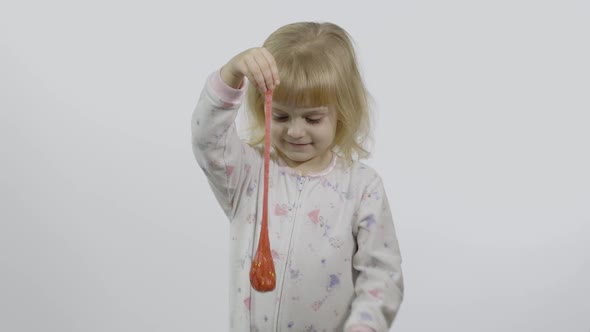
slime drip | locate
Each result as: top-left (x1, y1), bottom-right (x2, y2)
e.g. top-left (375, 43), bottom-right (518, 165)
top-left (249, 89), bottom-right (276, 292)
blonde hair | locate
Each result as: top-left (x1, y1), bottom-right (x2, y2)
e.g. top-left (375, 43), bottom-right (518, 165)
top-left (245, 22), bottom-right (372, 163)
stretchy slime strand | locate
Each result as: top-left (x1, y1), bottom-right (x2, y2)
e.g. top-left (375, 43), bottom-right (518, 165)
top-left (249, 89), bottom-right (276, 292)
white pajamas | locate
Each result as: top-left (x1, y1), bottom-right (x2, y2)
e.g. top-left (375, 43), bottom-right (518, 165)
top-left (191, 71), bottom-right (403, 331)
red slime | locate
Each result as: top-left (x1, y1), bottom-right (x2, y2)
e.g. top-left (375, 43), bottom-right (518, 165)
top-left (249, 89), bottom-right (276, 292)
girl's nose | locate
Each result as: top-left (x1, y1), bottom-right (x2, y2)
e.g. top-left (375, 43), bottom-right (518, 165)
top-left (287, 121), bottom-right (305, 138)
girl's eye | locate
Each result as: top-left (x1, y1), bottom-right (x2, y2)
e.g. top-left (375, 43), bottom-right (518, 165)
top-left (273, 116), bottom-right (289, 122)
top-left (272, 115), bottom-right (323, 124)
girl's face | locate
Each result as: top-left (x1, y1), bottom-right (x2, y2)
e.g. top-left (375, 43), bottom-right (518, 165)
top-left (271, 102), bottom-right (338, 172)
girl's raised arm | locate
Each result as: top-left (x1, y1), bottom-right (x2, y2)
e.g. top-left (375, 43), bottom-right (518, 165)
top-left (191, 70), bottom-right (257, 219)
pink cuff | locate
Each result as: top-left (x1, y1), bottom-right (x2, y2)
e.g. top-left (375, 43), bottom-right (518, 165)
top-left (208, 70), bottom-right (246, 104)
top-left (348, 325), bottom-right (376, 332)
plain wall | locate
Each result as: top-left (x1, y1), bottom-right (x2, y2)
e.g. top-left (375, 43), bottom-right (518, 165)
top-left (1, 0), bottom-right (589, 331)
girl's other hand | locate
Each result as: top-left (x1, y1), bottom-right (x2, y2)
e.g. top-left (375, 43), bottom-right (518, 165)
top-left (220, 47), bottom-right (280, 94)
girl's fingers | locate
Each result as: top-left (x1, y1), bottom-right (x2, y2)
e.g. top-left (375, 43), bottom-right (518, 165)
top-left (233, 47), bottom-right (278, 94)
top-left (260, 47), bottom-right (280, 87)
top-left (252, 53), bottom-right (274, 92)
top-left (244, 56), bottom-right (267, 92)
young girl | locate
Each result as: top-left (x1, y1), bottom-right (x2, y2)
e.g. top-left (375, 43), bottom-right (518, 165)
top-left (192, 22), bottom-right (403, 332)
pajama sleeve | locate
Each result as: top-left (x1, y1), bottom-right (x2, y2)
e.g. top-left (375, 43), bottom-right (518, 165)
top-left (344, 174), bottom-right (404, 332)
top-left (191, 71), bottom-right (261, 219)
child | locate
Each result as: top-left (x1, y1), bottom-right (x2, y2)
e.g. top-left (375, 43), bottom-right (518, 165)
top-left (192, 22), bottom-right (403, 332)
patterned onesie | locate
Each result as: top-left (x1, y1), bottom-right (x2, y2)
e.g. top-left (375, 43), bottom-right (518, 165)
top-left (191, 71), bottom-right (404, 331)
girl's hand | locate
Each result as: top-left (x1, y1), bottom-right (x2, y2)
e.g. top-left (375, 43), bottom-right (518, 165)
top-left (348, 325), bottom-right (376, 332)
top-left (220, 47), bottom-right (280, 93)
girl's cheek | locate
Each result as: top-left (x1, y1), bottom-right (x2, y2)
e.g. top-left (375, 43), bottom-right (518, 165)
top-left (270, 126), bottom-right (282, 139)
top-left (272, 122), bottom-right (286, 132)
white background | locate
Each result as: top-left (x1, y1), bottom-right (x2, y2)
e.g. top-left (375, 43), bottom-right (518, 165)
top-left (2, 0), bottom-right (589, 331)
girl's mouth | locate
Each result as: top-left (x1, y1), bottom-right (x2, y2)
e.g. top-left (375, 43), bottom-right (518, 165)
top-left (287, 142), bottom-right (310, 148)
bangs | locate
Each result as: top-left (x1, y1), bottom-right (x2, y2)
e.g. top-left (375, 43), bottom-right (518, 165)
top-left (272, 55), bottom-right (338, 108)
